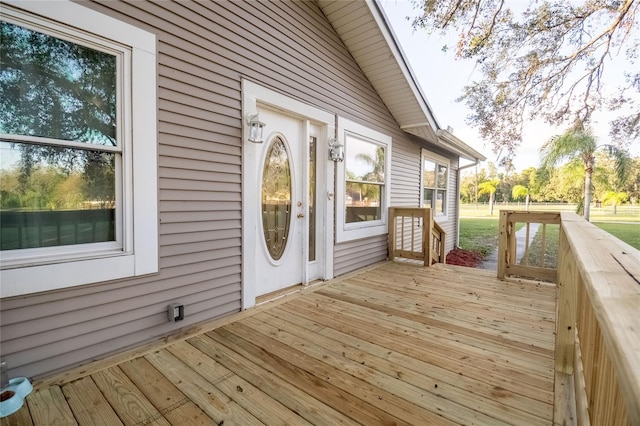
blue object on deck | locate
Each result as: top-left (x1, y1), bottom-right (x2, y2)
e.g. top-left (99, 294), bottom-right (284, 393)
top-left (0, 377), bottom-right (33, 418)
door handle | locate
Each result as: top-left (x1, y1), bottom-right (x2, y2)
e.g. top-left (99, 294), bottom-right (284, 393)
top-left (297, 213), bottom-right (305, 218)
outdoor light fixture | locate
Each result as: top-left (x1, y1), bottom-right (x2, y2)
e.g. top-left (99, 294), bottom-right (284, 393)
top-left (328, 137), bottom-right (344, 162)
top-left (246, 113), bottom-right (265, 143)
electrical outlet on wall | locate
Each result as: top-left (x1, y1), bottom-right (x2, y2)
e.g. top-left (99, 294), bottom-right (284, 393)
top-left (167, 303), bottom-right (184, 322)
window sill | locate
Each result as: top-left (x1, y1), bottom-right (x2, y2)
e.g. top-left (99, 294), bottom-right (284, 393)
top-left (1, 252), bottom-right (157, 298)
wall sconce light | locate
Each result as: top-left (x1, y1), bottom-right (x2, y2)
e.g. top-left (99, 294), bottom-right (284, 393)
top-left (328, 137), bottom-right (344, 162)
top-left (247, 113), bottom-right (265, 143)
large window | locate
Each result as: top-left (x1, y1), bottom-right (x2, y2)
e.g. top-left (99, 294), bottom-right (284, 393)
top-left (336, 118), bottom-right (391, 242)
top-left (345, 136), bottom-right (384, 223)
top-left (422, 150), bottom-right (450, 219)
top-left (0, 1), bottom-right (157, 297)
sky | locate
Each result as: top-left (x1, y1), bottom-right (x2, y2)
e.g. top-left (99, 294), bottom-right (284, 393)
top-left (380, 0), bottom-right (640, 172)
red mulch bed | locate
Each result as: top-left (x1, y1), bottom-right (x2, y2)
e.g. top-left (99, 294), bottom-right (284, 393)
top-left (446, 247), bottom-right (483, 268)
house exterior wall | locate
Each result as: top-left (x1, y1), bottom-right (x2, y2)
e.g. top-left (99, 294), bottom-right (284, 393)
top-left (444, 154), bottom-right (460, 253)
top-left (0, 0), bottom-right (460, 379)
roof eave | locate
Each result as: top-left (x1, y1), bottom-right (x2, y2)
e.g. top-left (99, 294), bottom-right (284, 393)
top-left (317, 0), bottom-right (486, 162)
top-left (437, 129), bottom-right (487, 162)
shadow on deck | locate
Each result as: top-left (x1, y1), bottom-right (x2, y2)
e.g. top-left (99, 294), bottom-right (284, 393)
top-left (4, 262), bottom-right (557, 426)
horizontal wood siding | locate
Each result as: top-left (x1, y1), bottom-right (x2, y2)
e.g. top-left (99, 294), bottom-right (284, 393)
top-left (444, 156), bottom-right (460, 253)
top-left (0, 0), bottom-right (461, 378)
top-left (390, 138), bottom-right (421, 207)
top-left (333, 235), bottom-right (389, 277)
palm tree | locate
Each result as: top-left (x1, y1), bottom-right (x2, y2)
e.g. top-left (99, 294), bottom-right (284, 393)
top-left (540, 125), bottom-right (630, 221)
top-left (478, 179), bottom-right (499, 215)
top-left (356, 147), bottom-right (385, 183)
top-left (512, 185), bottom-right (530, 211)
top-left (355, 147), bottom-right (385, 204)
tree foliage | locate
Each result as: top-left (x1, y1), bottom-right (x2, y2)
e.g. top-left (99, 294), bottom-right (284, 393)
top-left (459, 153), bottom-right (638, 206)
top-left (1, 21), bottom-right (118, 211)
top-left (539, 124), bottom-right (631, 219)
top-left (0, 21), bottom-right (117, 144)
top-left (411, 0), bottom-right (640, 157)
top-left (511, 184), bottom-right (528, 200)
top-left (478, 178), bottom-right (499, 214)
top-left (601, 190), bottom-right (629, 214)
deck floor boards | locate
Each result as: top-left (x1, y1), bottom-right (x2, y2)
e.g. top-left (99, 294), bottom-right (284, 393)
top-left (3, 262), bottom-right (557, 426)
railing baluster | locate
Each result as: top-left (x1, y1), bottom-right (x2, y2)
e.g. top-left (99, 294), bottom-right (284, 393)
top-left (541, 223), bottom-right (547, 268)
top-left (410, 215), bottom-right (415, 253)
top-left (524, 223), bottom-right (531, 266)
top-left (401, 216), bottom-right (405, 251)
top-left (497, 211), bottom-right (559, 282)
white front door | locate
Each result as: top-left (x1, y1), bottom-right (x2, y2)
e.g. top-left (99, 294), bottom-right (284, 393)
top-left (247, 107), bottom-right (325, 297)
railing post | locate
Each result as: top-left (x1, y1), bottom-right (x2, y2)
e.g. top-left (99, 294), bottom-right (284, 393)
top-left (423, 208), bottom-right (432, 267)
top-left (555, 226), bottom-right (576, 374)
top-left (553, 224), bottom-right (579, 425)
top-left (440, 228), bottom-right (446, 264)
top-left (388, 207), bottom-right (396, 262)
top-left (497, 211), bottom-right (508, 279)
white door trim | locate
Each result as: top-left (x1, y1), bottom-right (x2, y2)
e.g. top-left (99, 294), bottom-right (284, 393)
top-left (242, 80), bottom-right (335, 309)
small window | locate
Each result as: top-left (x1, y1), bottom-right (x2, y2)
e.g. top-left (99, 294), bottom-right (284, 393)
top-left (0, 1), bottom-right (157, 297)
top-left (422, 150), bottom-right (450, 219)
top-left (336, 118), bottom-right (391, 242)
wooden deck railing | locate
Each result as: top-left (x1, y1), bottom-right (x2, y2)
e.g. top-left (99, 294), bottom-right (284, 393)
top-left (497, 210), bottom-right (640, 425)
top-left (431, 220), bottom-right (446, 264)
top-left (497, 210), bottom-right (561, 282)
top-left (388, 207), bottom-right (446, 266)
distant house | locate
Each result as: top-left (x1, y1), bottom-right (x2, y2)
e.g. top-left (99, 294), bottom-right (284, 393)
top-left (0, 0), bottom-right (484, 379)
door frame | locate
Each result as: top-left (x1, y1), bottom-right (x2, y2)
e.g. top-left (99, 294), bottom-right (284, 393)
top-left (241, 80), bottom-right (335, 309)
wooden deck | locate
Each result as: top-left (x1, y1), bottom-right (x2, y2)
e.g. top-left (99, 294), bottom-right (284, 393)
top-left (2, 262), bottom-right (557, 426)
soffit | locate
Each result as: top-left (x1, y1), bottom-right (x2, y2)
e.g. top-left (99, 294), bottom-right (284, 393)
top-left (318, 0), bottom-right (486, 162)
top-left (318, 0), bottom-right (440, 143)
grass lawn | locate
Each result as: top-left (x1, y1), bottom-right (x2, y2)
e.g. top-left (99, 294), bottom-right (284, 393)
top-left (461, 203), bottom-right (640, 223)
top-left (460, 203), bottom-right (640, 252)
top-left (459, 219), bottom-right (525, 257)
top-left (522, 224), bottom-right (560, 269)
top-left (459, 218), bottom-right (639, 266)
top-left (593, 222), bottom-right (640, 250)
top-left (458, 218), bottom-right (499, 257)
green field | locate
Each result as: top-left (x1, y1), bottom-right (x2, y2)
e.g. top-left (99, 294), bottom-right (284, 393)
top-left (593, 222), bottom-right (640, 250)
top-left (461, 203), bottom-right (640, 223)
top-left (458, 218), bottom-right (500, 256)
top-left (522, 224), bottom-right (560, 268)
top-left (458, 219), bottom-right (524, 256)
top-left (459, 205), bottom-right (640, 258)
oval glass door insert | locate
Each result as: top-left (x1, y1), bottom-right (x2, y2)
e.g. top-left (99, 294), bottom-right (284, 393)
top-left (261, 136), bottom-right (292, 260)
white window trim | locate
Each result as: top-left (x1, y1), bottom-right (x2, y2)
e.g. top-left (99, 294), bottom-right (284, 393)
top-left (0, 1), bottom-right (158, 298)
top-left (421, 149), bottom-right (450, 221)
top-left (336, 118), bottom-right (391, 243)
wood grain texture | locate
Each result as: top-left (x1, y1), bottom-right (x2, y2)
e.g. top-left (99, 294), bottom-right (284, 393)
top-left (62, 377), bottom-right (123, 426)
top-left (0, 405), bottom-right (33, 426)
top-left (145, 347), bottom-right (263, 426)
top-left (10, 262), bottom-right (557, 425)
top-left (561, 212), bottom-right (639, 425)
top-left (118, 358), bottom-right (214, 425)
top-left (26, 386), bottom-right (77, 426)
top-left (92, 366), bottom-right (171, 426)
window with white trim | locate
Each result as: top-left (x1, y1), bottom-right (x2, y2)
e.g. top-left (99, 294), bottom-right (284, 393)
top-left (0, 1), bottom-right (158, 297)
top-left (336, 118), bottom-right (391, 242)
top-left (421, 149), bottom-right (450, 219)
